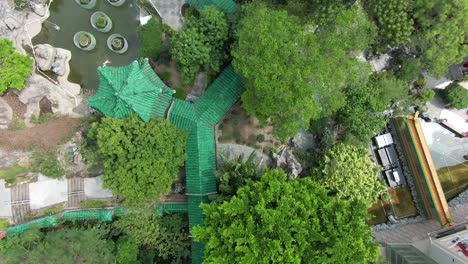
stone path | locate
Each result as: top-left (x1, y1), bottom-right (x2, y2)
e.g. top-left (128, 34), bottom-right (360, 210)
top-left (150, 0), bottom-right (185, 31)
top-left (374, 203), bottom-right (468, 244)
top-left (0, 97), bottom-right (12, 129)
top-left (10, 184), bottom-right (30, 224)
top-left (67, 177), bottom-right (85, 208)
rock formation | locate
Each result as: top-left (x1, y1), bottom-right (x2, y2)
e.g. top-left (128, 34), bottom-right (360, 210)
top-left (272, 145), bottom-right (303, 179)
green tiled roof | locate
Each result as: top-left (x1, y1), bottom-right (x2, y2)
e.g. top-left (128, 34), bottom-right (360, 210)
top-left (187, 0), bottom-right (238, 13)
top-left (168, 99), bottom-right (197, 131)
top-left (87, 59), bottom-right (174, 122)
top-left (154, 203), bottom-right (188, 216)
top-left (6, 216), bottom-right (58, 237)
top-left (185, 124), bottom-right (217, 195)
top-left (61, 210), bottom-right (113, 222)
top-left (195, 65), bottom-right (245, 126)
top-left (188, 196), bottom-right (210, 230)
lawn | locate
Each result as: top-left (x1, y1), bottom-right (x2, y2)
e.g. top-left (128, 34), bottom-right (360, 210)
top-left (438, 161), bottom-right (468, 200)
top-left (0, 164), bottom-right (29, 185)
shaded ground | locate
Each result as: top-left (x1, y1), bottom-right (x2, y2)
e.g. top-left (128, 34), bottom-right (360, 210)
top-left (0, 117), bottom-right (80, 151)
top-left (216, 103), bottom-right (280, 152)
top-left (1, 95), bottom-right (26, 120)
top-left (368, 187), bottom-right (418, 225)
top-left (438, 161), bottom-right (468, 200)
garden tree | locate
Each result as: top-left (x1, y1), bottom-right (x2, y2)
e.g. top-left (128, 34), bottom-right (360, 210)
top-left (338, 74), bottom-right (408, 145)
top-left (88, 115), bottom-right (187, 206)
top-left (419, 88), bottom-right (435, 103)
top-left (137, 18), bottom-right (163, 60)
top-left (115, 236), bottom-right (140, 264)
top-left (397, 56), bottom-right (423, 83)
top-left (0, 227), bottom-right (115, 264)
top-left (114, 212), bottom-right (191, 263)
top-left (233, 4), bottom-right (374, 140)
top-left (217, 152), bottom-right (260, 200)
top-left (442, 83), bottom-right (468, 109)
top-left (367, 0), bottom-right (414, 47)
top-left (318, 144), bottom-right (387, 206)
top-left (193, 169), bottom-right (379, 263)
top-left (412, 0), bottom-right (468, 77)
top-left (171, 6), bottom-right (228, 82)
top-left (0, 39), bottom-right (33, 94)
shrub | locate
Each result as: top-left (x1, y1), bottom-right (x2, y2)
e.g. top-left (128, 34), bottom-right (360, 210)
top-left (14, 0), bottom-right (30, 10)
top-left (414, 76), bottom-right (427, 88)
top-left (174, 88), bottom-right (186, 100)
top-left (137, 18), bottom-right (163, 60)
top-left (419, 89), bottom-right (435, 103)
top-left (30, 151), bottom-right (65, 179)
top-left (0, 164), bottom-right (28, 185)
top-left (162, 71), bottom-right (172, 80)
top-left (30, 113), bottom-right (57, 125)
top-left (397, 57), bottom-right (422, 83)
top-left (255, 134), bottom-right (265, 143)
top-left (8, 118), bottom-right (26, 130)
top-left (0, 39), bottom-right (33, 94)
top-left (43, 205), bottom-right (64, 216)
top-left (80, 200), bottom-right (108, 209)
top-left (0, 219), bottom-right (9, 230)
top-left (443, 83), bottom-right (468, 109)
top-left (95, 16), bottom-right (108, 29)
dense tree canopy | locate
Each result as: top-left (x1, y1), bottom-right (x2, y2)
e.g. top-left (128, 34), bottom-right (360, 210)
top-left (193, 169), bottom-right (379, 263)
top-left (338, 74), bottom-right (408, 145)
top-left (233, 4), bottom-right (374, 140)
top-left (88, 115), bottom-right (187, 206)
top-left (114, 212), bottom-right (191, 263)
top-left (137, 18), bottom-right (163, 60)
top-left (0, 227), bottom-right (114, 264)
top-left (318, 144), bottom-right (387, 206)
top-left (367, 0), bottom-right (414, 47)
top-left (412, 0), bottom-right (468, 77)
top-left (172, 6), bottom-right (228, 82)
top-left (0, 39), bottom-right (33, 94)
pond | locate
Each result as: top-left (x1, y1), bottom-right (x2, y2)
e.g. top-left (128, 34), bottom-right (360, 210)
top-left (32, 0), bottom-right (141, 90)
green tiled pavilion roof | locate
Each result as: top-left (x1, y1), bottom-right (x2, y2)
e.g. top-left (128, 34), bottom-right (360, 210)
top-left (194, 65), bottom-right (245, 127)
top-left (187, 0), bottom-right (238, 13)
top-left (185, 124), bottom-right (217, 195)
top-left (87, 59), bottom-right (174, 122)
top-left (168, 99), bottom-right (197, 131)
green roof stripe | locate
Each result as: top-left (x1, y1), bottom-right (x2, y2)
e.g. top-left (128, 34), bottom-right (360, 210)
top-left (154, 203), bottom-right (188, 216)
top-left (187, 0), bottom-right (238, 13)
top-left (195, 65), bottom-right (245, 126)
top-left (185, 125), bottom-right (217, 195)
top-left (61, 210), bottom-right (113, 222)
top-left (6, 216), bottom-right (58, 237)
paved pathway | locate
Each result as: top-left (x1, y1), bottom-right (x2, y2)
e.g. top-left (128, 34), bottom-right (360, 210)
top-left (150, 0), bottom-right (185, 31)
top-left (374, 203), bottom-right (468, 244)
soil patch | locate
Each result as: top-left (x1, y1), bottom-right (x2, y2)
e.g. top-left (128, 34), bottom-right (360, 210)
top-left (0, 117), bottom-right (80, 151)
top-left (216, 103), bottom-right (280, 152)
top-left (152, 60), bottom-right (191, 95)
top-left (2, 95), bottom-right (26, 120)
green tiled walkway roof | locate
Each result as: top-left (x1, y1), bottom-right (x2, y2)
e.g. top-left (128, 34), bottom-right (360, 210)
top-left (187, 0), bottom-right (238, 13)
top-left (87, 59), bottom-right (174, 122)
top-left (168, 99), bottom-right (197, 131)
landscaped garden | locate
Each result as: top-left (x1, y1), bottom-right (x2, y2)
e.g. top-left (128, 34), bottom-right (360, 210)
top-left (1, 0), bottom-right (467, 263)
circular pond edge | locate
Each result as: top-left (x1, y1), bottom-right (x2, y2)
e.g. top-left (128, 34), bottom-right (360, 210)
top-left (107, 0), bottom-right (126, 7)
top-left (107, 34), bottom-right (128, 54)
top-left (90, 11), bottom-right (113, 33)
top-left (74, 0), bottom-right (97, 9)
top-left (73, 31), bottom-right (97, 51)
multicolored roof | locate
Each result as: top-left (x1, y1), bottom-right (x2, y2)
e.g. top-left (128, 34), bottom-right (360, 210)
top-left (87, 59), bottom-right (174, 122)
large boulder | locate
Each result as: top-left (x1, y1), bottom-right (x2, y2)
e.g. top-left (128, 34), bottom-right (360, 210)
top-left (272, 146), bottom-right (303, 179)
top-left (34, 44), bottom-right (56, 71)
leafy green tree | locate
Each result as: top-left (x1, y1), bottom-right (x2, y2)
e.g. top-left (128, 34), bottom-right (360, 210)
top-left (88, 115), bottom-right (187, 206)
top-left (114, 212), bottom-right (191, 263)
top-left (338, 74), bottom-right (408, 145)
top-left (442, 83), bottom-right (468, 109)
top-left (367, 0), bottom-right (414, 47)
top-left (30, 151), bottom-right (65, 179)
top-left (318, 144), bottom-right (387, 206)
top-left (171, 6), bottom-right (228, 82)
top-left (115, 236), bottom-right (140, 264)
top-left (419, 88), bottom-right (435, 103)
top-left (412, 0), bottom-right (468, 77)
top-left (217, 152), bottom-right (260, 200)
top-left (193, 169), bottom-right (379, 263)
top-left (233, 4), bottom-right (374, 140)
top-left (0, 227), bottom-right (114, 264)
top-left (0, 39), bottom-right (33, 94)
top-left (137, 18), bottom-right (163, 60)
top-left (397, 57), bottom-right (423, 83)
